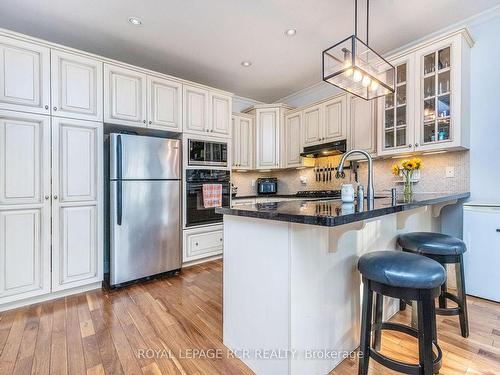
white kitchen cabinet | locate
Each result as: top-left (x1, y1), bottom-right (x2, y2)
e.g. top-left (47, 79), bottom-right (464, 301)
top-left (0, 111), bottom-right (51, 304)
top-left (232, 113), bottom-right (253, 170)
top-left (285, 111), bottom-right (303, 167)
top-left (147, 75), bottom-right (182, 131)
top-left (183, 225), bottom-right (223, 263)
top-left (51, 49), bottom-right (103, 121)
top-left (209, 93), bottom-right (231, 137)
top-left (301, 96), bottom-right (347, 147)
top-left (463, 205), bottom-right (500, 302)
top-left (104, 64), bottom-right (147, 127)
top-left (51, 117), bottom-right (103, 291)
top-left (349, 95), bottom-right (377, 157)
top-left (0, 36), bottom-right (51, 115)
top-left (183, 84), bottom-right (209, 134)
top-left (231, 198), bottom-right (256, 207)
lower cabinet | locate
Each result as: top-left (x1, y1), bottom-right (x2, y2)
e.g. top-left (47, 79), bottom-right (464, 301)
top-left (0, 112), bottom-right (103, 307)
top-left (183, 225), bottom-right (223, 264)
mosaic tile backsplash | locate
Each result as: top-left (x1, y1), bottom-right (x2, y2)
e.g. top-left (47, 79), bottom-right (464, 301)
top-left (232, 151), bottom-right (469, 196)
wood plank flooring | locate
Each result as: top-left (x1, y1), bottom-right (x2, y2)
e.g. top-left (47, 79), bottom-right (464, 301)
top-left (0, 259), bottom-right (499, 374)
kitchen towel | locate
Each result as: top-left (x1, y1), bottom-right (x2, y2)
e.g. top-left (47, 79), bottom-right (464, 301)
top-left (202, 184), bottom-right (222, 208)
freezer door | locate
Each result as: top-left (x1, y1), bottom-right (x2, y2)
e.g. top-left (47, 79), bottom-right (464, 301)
top-left (110, 180), bottom-right (181, 285)
top-left (110, 133), bottom-right (181, 180)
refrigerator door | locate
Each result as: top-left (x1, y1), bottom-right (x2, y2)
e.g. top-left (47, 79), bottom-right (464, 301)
top-left (110, 180), bottom-right (181, 285)
top-left (110, 133), bottom-right (181, 180)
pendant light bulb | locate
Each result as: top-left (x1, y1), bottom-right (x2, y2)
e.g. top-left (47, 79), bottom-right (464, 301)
top-left (353, 70), bottom-right (363, 82)
top-left (362, 75), bottom-right (372, 87)
top-left (370, 80), bottom-right (379, 91)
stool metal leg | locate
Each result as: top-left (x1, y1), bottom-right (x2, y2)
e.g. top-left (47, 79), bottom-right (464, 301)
top-left (373, 293), bottom-right (383, 351)
top-left (359, 280), bottom-right (373, 375)
top-left (456, 255), bottom-right (469, 338)
top-left (438, 264), bottom-right (447, 309)
top-left (418, 296), bottom-right (435, 375)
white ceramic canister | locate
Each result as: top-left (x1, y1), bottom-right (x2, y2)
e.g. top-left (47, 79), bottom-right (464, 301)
top-left (341, 184), bottom-right (355, 203)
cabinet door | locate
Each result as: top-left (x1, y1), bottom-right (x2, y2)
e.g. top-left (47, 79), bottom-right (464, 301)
top-left (238, 116), bottom-right (253, 169)
top-left (183, 85), bottom-right (209, 134)
top-left (256, 108), bottom-right (280, 169)
top-left (349, 96), bottom-right (377, 158)
top-left (286, 112), bottom-right (302, 167)
top-left (147, 75), bottom-right (182, 131)
top-left (104, 64), bottom-right (147, 127)
top-left (323, 96), bottom-right (347, 141)
top-left (51, 118), bottom-right (103, 291)
top-left (0, 36), bottom-right (50, 115)
top-left (51, 50), bottom-right (103, 121)
top-left (0, 111), bottom-right (51, 304)
top-left (302, 105), bottom-right (322, 146)
top-left (210, 93), bottom-right (231, 137)
top-left (377, 56), bottom-right (415, 156)
top-left (231, 116), bottom-right (240, 168)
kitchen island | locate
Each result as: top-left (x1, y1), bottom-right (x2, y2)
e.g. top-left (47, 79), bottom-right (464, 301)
top-left (216, 192), bottom-right (469, 375)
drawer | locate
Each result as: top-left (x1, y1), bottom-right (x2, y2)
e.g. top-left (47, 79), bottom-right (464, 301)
top-left (231, 198), bottom-right (255, 207)
top-left (183, 227), bottom-right (223, 262)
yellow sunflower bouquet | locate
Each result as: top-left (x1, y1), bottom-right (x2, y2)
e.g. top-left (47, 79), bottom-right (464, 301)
top-left (391, 158), bottom-right (423, 198)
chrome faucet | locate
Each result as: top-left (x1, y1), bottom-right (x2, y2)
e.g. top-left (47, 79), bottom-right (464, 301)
top-left (336, 150), bottom-right (374, 209)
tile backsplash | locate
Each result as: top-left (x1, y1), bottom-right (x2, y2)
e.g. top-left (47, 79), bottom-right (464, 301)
top-left (232, 151), bottom-right (469, 196)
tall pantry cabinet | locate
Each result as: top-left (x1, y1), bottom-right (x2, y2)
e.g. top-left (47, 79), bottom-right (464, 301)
top-left (0, 35), bottom-right (103, 307)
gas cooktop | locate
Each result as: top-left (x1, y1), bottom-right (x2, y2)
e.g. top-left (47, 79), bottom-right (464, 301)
top-left (295, 190), bottom-right (342, 199)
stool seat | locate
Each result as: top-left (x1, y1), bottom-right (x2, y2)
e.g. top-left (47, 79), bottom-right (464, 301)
top-left (358, 251), bottom-right (446, 289)
top-left (398, 232), bottom-right (466, 255)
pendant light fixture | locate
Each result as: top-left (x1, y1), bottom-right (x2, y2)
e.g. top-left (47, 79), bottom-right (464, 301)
top-left (322, 0), bottom-right (395, 100)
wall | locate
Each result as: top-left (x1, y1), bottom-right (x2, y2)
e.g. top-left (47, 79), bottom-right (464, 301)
top-left (233, 151), bottom-right (469, 197)
top-left (232, 95), bottom-right (262, 113)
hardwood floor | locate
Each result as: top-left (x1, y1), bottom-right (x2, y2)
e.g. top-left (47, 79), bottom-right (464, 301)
top-left (0, 259), bottom-right (499, 374)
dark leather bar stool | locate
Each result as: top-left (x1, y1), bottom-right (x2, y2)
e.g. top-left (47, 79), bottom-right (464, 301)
top-left (398, 232), bottom-right (469, 338)
top-left (358, 251), bottom-right (445, 375)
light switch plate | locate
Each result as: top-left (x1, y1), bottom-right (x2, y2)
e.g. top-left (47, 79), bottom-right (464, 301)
top-left (251, 179), bottom-right (256, 187)
top-left (446, 167), bottom-right (455, 178)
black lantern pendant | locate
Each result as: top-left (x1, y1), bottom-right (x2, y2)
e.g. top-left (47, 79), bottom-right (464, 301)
top-left (322, 0), bottom-right (395, 100)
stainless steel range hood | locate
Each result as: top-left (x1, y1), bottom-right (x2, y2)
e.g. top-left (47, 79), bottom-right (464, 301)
top-left (300, 139), bottom-right (347, 158)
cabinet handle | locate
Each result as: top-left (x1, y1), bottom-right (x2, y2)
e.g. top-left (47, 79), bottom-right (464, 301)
top-left (53, 106), bottom-right (57, 111)
top-left (53, 195), bottom-right (58, 200)
top-left (44, 105), bottom-right (49, 110)
top-left (44, 195), bottom-right (50, 200)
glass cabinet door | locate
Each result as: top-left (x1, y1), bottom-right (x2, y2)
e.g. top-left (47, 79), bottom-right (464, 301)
top-left (382, 62), bottom-right (410, 152)
top-left (421, 46), bottom-right (451, 145)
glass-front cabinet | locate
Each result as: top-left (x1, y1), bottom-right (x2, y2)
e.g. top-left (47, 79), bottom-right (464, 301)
top-left (377, 30), bottom-right (472, 156)
top-left (377, 56), bottom-right (414, 156)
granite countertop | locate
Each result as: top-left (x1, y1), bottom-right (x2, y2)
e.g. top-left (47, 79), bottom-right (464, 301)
top-left (217, 192), bottom-right (470, 227)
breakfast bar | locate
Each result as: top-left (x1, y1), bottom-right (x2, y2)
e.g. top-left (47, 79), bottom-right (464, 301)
top-left (216, 192), bottom-right (469, 375)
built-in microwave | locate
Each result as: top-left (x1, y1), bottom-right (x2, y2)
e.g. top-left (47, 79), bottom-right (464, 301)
top-left (188, 139), bottom-right (228, 167)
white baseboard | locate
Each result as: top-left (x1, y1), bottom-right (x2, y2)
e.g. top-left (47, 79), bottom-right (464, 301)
top-left (0, 282), bottom-right (102, 312)
top-left (182, 254), bottom-right (222, 268)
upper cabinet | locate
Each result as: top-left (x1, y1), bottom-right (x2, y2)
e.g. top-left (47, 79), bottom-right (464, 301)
top-left (147, 75), bottom-right (182, 131)
top-left (104, 64), bottom-right (147, 127)
top-left (302, 96), bottom-right (347, 147)
top-left (51, 50), bottom-right (103, 121)
top-left (378, 30), bottom-right (472, 156)
top-left (0, 36), bottom-right (50, 115)
top-left (232, 114), bottom-right (253, 170)
top-left (285, 111), bottom-right (303, 168)
top-left (349, 95), bottom-right (377, 158)
top-left (183, 85), bottom-right (231, 137)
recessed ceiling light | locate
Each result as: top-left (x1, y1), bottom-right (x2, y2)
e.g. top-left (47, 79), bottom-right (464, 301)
top-left (241, 61), bottom-right (252, 67)
top-left (285, 28), bottom-right (297, 36)
top-left (128, 17), bottom-right (143, 26)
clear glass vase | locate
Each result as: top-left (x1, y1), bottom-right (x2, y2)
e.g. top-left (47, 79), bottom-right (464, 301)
top-left (403, 172), bottom-right (413, 202)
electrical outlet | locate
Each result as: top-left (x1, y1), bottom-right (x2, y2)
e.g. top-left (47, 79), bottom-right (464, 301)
top-left (445, 167), bottom-right (455, 178)
top-left (251, 179), bottom-right (256, 187)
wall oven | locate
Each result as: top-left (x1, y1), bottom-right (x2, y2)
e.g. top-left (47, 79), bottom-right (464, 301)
top-left (188, 139), bottom-right (228, 167)
top-left (185, 169), bottom-right (231, 227)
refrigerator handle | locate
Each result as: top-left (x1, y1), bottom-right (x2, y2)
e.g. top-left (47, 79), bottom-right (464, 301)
top-left (117, 135), bottom-right (122, 225)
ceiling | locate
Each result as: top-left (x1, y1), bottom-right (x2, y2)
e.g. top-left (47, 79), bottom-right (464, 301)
top-left (0, 0), bottom-right (499, 102)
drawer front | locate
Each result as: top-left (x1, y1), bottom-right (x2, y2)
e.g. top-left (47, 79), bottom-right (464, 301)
top-left (184, 228), bottom-right (223, 262)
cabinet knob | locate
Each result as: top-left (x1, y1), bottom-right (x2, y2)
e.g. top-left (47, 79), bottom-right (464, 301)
top-left (415, 143), bottom-right (419, 147)
top-left (143, 120), bottom-right (146, 124)
top-left (53, 195), bottom-right (58, 200)
top-left (219, 238), bottom-right (223, 242)
top-left (44, 195), bottom-right (50, 200)
top-left (195, 242), bottom-right (199, 246)
top-left (149, 121), bottom-right (152, 125)
top-left (53, 106), bottom-right (57, 111)
top-left (496, 229), bottom-right (500, 232)
top-left (408, 144), bottom-right (412, 148)
top-left (44, 105), bottom-right (49, 110)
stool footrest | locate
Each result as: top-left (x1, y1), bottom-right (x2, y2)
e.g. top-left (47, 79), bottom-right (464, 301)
top-left (436, 291), bottom-right (462, 316)
top-left (369, 322), bottom-right (443, 375)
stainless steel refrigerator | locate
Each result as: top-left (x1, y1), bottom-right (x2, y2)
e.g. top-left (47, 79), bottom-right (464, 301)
top-left (108, 133), bottom-right (181, 286)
